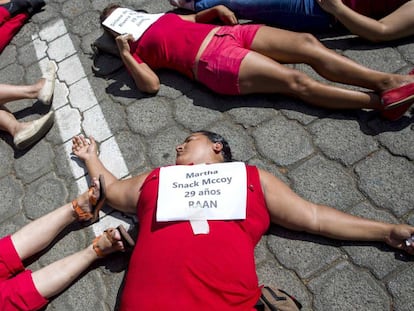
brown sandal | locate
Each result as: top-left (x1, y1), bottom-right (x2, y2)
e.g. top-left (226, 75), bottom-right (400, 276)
top-left (72, 175), bottom-right (106, 223)
top-left (93, 225), bottom-right (135, 258)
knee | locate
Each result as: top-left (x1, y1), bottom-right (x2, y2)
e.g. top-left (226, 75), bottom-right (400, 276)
top-left (296, 32), bottom-right (321, 48)
top-left (285, 71), bottom-right (314, 96)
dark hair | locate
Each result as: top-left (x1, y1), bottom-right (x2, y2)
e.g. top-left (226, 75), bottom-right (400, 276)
top-left (100, 3), bottom-right (121, 24)
top-left (196, 131), bottom-right (232, 162)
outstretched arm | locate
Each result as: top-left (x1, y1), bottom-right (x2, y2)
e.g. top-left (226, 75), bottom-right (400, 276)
top-left (258, 168), bottom-right (414, 254)
top-left (317, 0), bottom-right (414, 42)
top-left (115, 33), bottom-right (160, 94)
top-left (71, 135), bottom-right (148, 214)
top-left (179, 5), bottom-right (238, 25)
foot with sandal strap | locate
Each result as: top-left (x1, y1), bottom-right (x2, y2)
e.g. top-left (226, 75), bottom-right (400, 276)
top-left (0, 176), bottom-right (135, 310)
top-left (72, 174), bottom-right (106, 223)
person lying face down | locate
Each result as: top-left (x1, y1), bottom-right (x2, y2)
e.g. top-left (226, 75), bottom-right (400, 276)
top-left (71, 131), bottom-right (414, 310)
top-left (170, 0), bottom-right (414, 43)
top-left (100, 4), bottom-right (414, 121)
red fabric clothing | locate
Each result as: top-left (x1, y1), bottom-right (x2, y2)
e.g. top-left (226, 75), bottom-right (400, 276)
top-left (129, 13), bottom-right (216, 79)
top-left (0, 236), bottom-right (48, 311)
top-left (120, 164), bottom-right (270, 311)
top-left (197, 24), bottom-right (261, 95)
top-left (343, 0), bottom-right (409, 18)
top-left (0, 7), bottom-right (29, 53)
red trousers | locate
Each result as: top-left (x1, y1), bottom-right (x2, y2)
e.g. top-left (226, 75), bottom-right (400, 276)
top-left (0, 236), bottom-right (48, 311)
top-left (0, 6), bottom-right (28, 53)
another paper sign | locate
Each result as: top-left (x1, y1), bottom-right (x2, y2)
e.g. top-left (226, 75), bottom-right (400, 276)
top-left (102, 8), bottom-right (164, 41)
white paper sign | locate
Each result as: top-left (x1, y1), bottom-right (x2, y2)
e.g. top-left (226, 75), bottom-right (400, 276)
top-left (102, 8), bottom-right (164, 41)
top-left (157, 162), bottom-right (247, 222)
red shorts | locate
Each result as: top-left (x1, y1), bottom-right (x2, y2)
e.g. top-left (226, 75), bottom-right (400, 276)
top-left (197, 24), bottom-right (261, 95)
top-left (0, 236), bottom-right (48, 311)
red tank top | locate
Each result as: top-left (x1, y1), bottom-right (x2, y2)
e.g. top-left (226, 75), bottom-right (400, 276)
top-left (343, 0), bottom-right (408, 18)
top-left (129, 13), bottom-right (216, 79)
top-left (120, 164), bottom-right (270, 311)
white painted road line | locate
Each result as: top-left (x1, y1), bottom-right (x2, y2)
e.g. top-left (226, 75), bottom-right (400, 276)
top-left (32, 18), bottom-right (133, 233)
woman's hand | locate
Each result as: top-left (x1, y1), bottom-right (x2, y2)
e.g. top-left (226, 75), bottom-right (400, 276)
top-left (115, 33), bottom-right (133, 55)
top-left (316, 0), bottom-right (344, 15)
top-left (193, 5), bottom-right (238, 25)
top-left (215, 5), bottom-right (238, 25)
top-left (72, 135), bottom-right (98, 162)
top-left (384, 224), bottom-right (414, 255)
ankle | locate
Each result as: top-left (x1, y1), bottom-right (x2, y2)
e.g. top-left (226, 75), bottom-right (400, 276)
top-left (74, 191), bottom-right (89, 209)
top-left (12, 122), bottom-right (28, 137)
top-left (32, 78), bottom-right (45, 99)
top-left (72, 191), bottom-right (93, 222)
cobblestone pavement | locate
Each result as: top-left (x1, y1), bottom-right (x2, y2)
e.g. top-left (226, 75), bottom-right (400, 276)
top-left (0, 1), bottom-right (413, 310)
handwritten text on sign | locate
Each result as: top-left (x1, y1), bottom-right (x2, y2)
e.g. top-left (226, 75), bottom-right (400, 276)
top-left (102, 8), bottom-right (164, 41)
top-left (157, 162), bottom-right (247, 221)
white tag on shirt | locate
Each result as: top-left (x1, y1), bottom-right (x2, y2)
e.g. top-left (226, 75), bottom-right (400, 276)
top-left (190, 220), bottom-right (210, 235)
top-left (102, 8), bottom-right (164, 41)
top-left (157, 162), bottom-right (247, 222)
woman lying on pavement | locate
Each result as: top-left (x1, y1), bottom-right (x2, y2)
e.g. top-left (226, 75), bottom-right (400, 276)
top-left (100, 4), bottom-right (414, 121)
top-left (0, 176), bottom-right (134, 311)
top-left (71, 132), bottom-right (414, 311)
top-left (170, 0), bottom-right (414, 43)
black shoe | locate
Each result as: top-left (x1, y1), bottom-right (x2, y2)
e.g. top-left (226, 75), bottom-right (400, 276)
top-left (0, 0), bottom-right (30, 16)
top-left (27, 0), bottom-right (45, 14)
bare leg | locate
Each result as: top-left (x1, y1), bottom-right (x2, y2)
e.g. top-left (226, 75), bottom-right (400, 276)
top-left (238, 52), bottom-right (378, 109)
top-left (0, 81), bottom-right (45, 105)
top-left (249, 27), bottom-right (414, 91)
top-left (11, 182), bottom-right (101, 260)
top-left (0, 79), bottom-right (49, 136)
top-left (0, 107), bottom-right (25, 135)
top-left (32, 228), bottom-right (124, 298)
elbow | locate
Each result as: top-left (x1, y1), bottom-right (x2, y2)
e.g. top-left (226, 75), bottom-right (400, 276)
top-left (138, 77), bottom-right (160, 94)
top-left (362, 24), bottom-right (395, 43)
top-left (143, 81), bottom-right (160, 94)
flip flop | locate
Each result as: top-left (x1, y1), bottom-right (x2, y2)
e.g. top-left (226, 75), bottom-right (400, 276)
top-left (72, 174), bottom-right (106, 223)
top-left (93, 225), bottom-right (135, 258)
top-left (27, 0), bottom-right (45, 14)
top-left (118, 224), bottom-right (135, 252)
